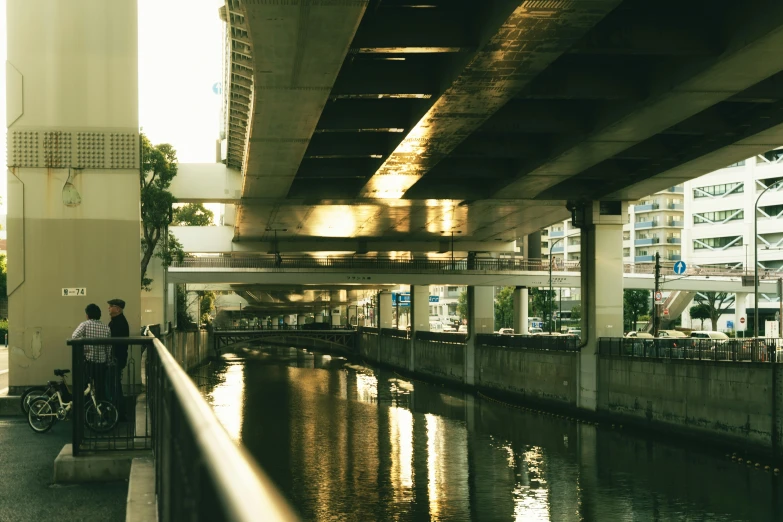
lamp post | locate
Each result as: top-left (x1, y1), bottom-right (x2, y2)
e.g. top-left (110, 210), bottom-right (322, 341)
top-left (754, 179), bottom-right (783, 339)
top-left (548, 237), bottom-right (565, 334)
top-left (441, 229), bottom-right (462, 270)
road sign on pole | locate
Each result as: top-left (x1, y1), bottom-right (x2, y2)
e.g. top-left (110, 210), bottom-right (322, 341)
top-left (654, 291), bottom-right (663, 302)
top-left (663, 308), bottom-right (669, 316)
top-left (673, 260), bottom-right (687, 275)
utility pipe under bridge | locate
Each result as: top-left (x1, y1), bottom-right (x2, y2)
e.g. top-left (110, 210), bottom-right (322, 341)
top-left (169, 258), bottom-right (779, 294)
top-left (214, 328), bottom-right (357, 355)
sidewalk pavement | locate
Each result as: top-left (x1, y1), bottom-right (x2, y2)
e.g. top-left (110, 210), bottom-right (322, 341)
top-left (0, 418), bottom-right (128, 521)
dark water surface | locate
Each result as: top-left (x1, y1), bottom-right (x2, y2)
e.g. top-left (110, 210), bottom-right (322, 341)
top-left (194, 346), bottom-right (783, 521)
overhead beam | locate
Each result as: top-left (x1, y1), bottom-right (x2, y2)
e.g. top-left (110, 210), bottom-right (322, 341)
top-left (315, 99), bottom-right (412, 132)
top-left (351, 7), bottom-right (471, 51)
top-left (360, 0), bottom-right (621, 199)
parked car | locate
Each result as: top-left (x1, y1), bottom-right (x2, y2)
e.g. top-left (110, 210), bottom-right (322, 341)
top-left (624, 331), bottom-right (654, 355)
top-left (497, 328), bottom-right (515, 335)
top-left (457, 324), bottom-right (467, 333)
top-left (656, 330), bottom-right (687, 357)
top-left (566, 328), bottom-right (581, 338)
top-left (528, 327), bottom-right (543, 335)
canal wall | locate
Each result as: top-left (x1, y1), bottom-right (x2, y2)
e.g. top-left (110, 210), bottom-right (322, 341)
top-left (414, 339), bottom-right (465, 384)
top-left (379, 334), bottom-right (409, 369)
top-left (168, 330), bottom-right (210, 371)
top-left (476, 346), bottom-right (577, 404)
top-left (597, 356), bottom-right (783, 453)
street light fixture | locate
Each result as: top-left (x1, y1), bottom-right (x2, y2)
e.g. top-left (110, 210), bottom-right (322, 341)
top-left (440, 229), bottom-right (462, 269)
top-left (754, 179), bottom-right (783, 338)
top-left (548, 236), bottom-right (565, 334)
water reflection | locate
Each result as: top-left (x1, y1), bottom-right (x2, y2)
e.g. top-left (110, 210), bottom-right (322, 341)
top-left (198, 346), bottom-right (783, 521)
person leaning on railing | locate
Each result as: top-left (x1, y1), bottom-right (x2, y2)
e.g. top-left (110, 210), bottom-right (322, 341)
top-left (71, 303), bottom-right (112, 400)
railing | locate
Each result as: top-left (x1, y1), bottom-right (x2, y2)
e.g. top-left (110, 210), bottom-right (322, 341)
top-left (476, 334), bottom-right (581, 351)
top-left (634, 238), bottom-right (659, 246)
top-left (667, 186), bottom-right (685, 193)
top-left (68, 337), bottom-right (152, 454)
top-left (146, 329), bottom-right (298, 522)
top-left (214, 324), bottom-right (353, 331)
top-left (381, 327), bottom-right (410, 339)
top-left (667, 237), bottom-right (682, 244)
top-left (170, 256), bottom-right (582, 273)
top-left (634, 221), bottom-right (659, 229)
top-left (668, 203), bottom-right (684, 210)
top-left (634, 203), bottom-right (660, 212)
top-left (416, 331), bottom-right (467, 343)
top-left (69, 332), bottom-right (299, 521)
top-left (598, 337), bottom-right (783, 362)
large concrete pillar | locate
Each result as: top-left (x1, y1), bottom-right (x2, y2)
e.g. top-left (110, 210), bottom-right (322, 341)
top-left (735, 292), bottom-right (748, 335)
top-left (7, 0), bottom-right (140, 390)
top-left (526, 232), bottom-right (542, 260)
top-left (465, 286), bottom-right (494, 385)
top-left (578, 201), bottom-right (627, 411)
top-left (513, 286), bottom-right (529, 334)
top-left (409, 285), bottom-right (430, 371)
top-left (314, 314), bottom-right (324, 324)
top-left (378, 291), bottom-right (393, 329)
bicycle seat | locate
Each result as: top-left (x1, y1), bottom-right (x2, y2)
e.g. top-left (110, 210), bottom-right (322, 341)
top-left (53, 369), bottom-right (70, 377)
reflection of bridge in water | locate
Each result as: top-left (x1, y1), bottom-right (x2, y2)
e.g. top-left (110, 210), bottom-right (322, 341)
top-left (214, 327), bottom-right (357, 355)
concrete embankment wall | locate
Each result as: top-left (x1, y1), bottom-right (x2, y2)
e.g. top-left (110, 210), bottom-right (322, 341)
top-left (476, 346), bottom-right (577, 404)
top-left (597, 356), bottom-right (783, 452)
top-left (414, 339), bottom-right (465, 384)
top-left (167, 331), bottom-right (210, 371)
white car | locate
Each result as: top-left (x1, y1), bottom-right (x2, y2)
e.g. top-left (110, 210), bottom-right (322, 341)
top-left (497, 328), bottom-right (515, 335)
top-left (528, 327), bottom-right (543, 335)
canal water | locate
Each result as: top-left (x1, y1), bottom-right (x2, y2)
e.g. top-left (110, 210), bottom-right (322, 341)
top-left (193, 346), bottom-right (783, 521)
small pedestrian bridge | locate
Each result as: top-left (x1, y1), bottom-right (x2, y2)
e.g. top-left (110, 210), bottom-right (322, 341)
top-left (213, 327), bottom-right (357, 354)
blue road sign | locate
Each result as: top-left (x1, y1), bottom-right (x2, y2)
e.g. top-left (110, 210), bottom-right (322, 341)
top-left (673, 260), bottom-right (687, 275)
top-left (429, 295), bottom-right (439, 303)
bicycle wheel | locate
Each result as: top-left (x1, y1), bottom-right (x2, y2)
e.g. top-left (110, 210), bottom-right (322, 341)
top-left (20, 386), bottom-right (49, 415)
top-left (85, 400), bottom-right (118, 433)
top-left (28, 398), bottom-right (56, 433)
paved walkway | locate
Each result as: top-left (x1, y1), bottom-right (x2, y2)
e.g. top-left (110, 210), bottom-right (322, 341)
top-left (0, 418), bottom-right (128, 521)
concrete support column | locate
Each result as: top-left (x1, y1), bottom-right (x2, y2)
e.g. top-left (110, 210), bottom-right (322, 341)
top-left (526, 232), bottom-right (542, 260)
top-left (314, 314), bottom-right (324, 324)
top-left (378, 291), bottom-right (393, 329)
top-left (297, 314), bottom-right (307, 327)
top-left (465, 286), bottom-right (494, 385)
top-left (735, 292), bottom-right (748, 334)
top-left (7, 0), bottom-right (141, 389)
top-left (578, 201), bottom-right (627, 411)
top-left (409, 285), bottom-right (430, 371)
top-left (513, 286), bottom-right (529, 334)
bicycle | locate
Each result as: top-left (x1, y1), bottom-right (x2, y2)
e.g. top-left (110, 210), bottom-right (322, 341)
top-left (27, 369), bottom-right (119, 434)
top-left (20, 378), bottom-right (60, 415)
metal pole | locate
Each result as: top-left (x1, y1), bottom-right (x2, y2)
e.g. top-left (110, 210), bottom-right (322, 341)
top-left (779, 278), bottom-right (783, 338)
top-left (752, 180), bottom-right (783, 338)
top-left (549, 237), bottom-right (563, 334)
top-left (653, 252), bottom-right (661, 337)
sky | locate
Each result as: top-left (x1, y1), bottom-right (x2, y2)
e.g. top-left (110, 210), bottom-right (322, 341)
top-left (0, 0), bottom-right (225, 216)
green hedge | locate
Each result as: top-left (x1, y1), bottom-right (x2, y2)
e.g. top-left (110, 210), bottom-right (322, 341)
top-left (0, 319), bottom-right (7, 342)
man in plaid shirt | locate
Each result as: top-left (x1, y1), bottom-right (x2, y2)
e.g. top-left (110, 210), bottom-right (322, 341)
top-left (72, 303), bottom-right (112, 398)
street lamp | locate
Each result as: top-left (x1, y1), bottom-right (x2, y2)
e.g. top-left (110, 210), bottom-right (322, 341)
top-left (548, 237), bottom-right (565, 333)
top-left (754, 179), bottom-right (783, 338)
top-left (441, 230), bottom-right (462, 269)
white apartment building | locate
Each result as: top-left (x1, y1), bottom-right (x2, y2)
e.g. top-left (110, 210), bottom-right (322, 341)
top-left (683, 148), bottom-right (783, 329)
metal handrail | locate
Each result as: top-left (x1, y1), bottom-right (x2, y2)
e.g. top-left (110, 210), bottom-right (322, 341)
top-left (148, 332), bottom-right (299, 522)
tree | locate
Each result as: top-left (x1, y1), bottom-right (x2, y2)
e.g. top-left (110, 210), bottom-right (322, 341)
top-left (199, 290), bottom-right (216, 325)
top-left (494, 286), bottom-right (514, 330)
top-left (693, 291), bottom-right (735, 331)
top-left (570, 304), bottom-right (581, 321)
top-left (175, 284), bottom-right (192, 331)
top-left (624, 289), bottom-right (650, 331)
top-left (0, 254), bottom-right (6, 300)
top-left (689, 303), bottom-right (711, 330)
top-left (457, 290), bottom-right (468, 321)
top-left (140, 134), bottom-right (182, 290)
top-left (530, 287), bottom-right (555, 319)
top-left (173, 203), bottom-right (214, 227)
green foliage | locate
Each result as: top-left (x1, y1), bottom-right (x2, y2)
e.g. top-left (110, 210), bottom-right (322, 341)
top-left (570, 303), bottom-right (581, 321)
top-left (624, 289), bottom-right (650, 331)
top-left (175, 284), bottom-right (192, 331)
top-left (494, 286), bottom-right (514, 330)
top-left (0, 318), bottom-right (7, 340)
top-left (0, 254), bottom-right (6, 299)
top-left (198, 290), bottom-right (216, 325)
top-left (457, 290), bottom-right (468, 320)
top-left (693, 292), bottom-right (734, 331)
top-left (530, 287), bottom-right (555, 319)
top-left (173, 203), bottom-right (214, 227)
top-left (689, 303), bottom-right (711, 329)
top-left (140, 134), bottom-right (179, 289)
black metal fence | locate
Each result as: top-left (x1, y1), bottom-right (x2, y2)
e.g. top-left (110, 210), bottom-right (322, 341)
top-left (67, 337), bottom-right (153, 455)
top-left (477, 334), bottom-right (581, 351)
top-left (214, 324), bottom-right (354, 331)
top-left (599, 337), bottom-right (783, 362)
top-left (416, 331), bottom-right (467, 343)
top-left (381, 327), bottom-right (410, 339)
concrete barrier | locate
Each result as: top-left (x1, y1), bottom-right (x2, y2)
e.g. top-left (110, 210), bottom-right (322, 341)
top-left (414, 339), bottom-right (464, 384)
top-left (598, 356), bottom-right (783, 453)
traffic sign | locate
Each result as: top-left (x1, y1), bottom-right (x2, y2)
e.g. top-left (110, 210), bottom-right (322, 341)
top-left (740, 317), bottom-right (746, 324)
top-left (673, 260), bottom-right (687, 275)
top-left (654, 291), bottom-right (663, 302)
top-left (663, 308), bottom-right (669, 316)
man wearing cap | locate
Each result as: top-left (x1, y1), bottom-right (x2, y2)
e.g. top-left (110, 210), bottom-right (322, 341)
top-left (108, 299), bottom-right (129, 420)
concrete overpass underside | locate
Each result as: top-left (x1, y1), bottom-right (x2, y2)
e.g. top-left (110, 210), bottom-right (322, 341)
top-left (218, 0), bottom-right (783, 253)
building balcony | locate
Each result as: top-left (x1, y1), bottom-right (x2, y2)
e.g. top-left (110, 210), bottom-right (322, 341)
top-left (668, 203), bottom-right (684, 210)
top-left (634, 220), bottom-right (659, 229)
top-left (666, 220), bottom-right (684, 227)
top-left (634, 203), bottom-right (659, 212)
top-left (667, 254), bottom-right (682, 261)
top-left (549, 230), bottom-right (564, 237)
top-left (635, 255), bottom-right (655, 263)
top-left (667, 237), bottom-right (682, 244)
top-left (634, 237), bottom-right (659, 246)
top-left (665, 186), bottom-right (684, 193)
top-left (551, 245), bottom-right (564, 254)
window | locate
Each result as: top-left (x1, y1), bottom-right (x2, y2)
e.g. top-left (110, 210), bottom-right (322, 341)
top-left (542, 241), bottom-right (549, 248)
top-left (623, 231), bottom-right (630, 240)
top-left (693, 236), bottom-right (741, 250)
top-left (693, 182), bottom-right (744, 198)
top-left (623, 248), bottom-right (630, 257)
top-left (727, 160), bottom-right (746, 168)
top-left (637, 250), bottom-right (648, 256)
top-left (693, 209), bottom-right (743, 224)
top-left (760, 204), bottom-right (783, 217)
top-left (568, 237), bottom-right (581, 247)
